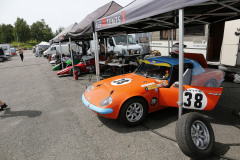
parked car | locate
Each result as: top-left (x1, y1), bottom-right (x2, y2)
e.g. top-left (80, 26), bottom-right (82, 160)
top-left (0, 47), bottom-right (8, 62)
top-left (10, 48), bottom-right (16, 55)
top-left (82, 55), bottom-right (224, 126)
top-left (56, 56), bottom-right (95, 76)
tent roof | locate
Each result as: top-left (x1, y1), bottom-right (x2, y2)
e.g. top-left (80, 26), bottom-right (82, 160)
top-left (66, 1), bottom-right (122, 40)
top-left (38, 41), bottom-right (50, 46)
top-left (95, 0), bottom-right (240, 36)
top-left (51, 23), bottom-right (78, 43)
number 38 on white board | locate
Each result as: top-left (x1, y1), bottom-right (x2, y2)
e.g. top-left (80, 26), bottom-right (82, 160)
top-left (183, 88), bottom-right (207, 110)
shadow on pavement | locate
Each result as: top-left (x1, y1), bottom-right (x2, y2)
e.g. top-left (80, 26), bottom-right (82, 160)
top-left (97, 107), bottom-right (178, 133)
top-left (98, 116), bottom-right (145, 133)
top-left (189, 142), bottom-right (240, 160)
top-left (57, 74), bottom-right (71, 78)
top-left (0, 108), bottom-right (42, 118)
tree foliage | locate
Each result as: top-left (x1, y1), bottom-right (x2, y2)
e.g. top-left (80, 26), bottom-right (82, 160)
top-left (55, 26), bottom-right (65, 36)
top-left (0, 24), bottom-right (14, 43)
top-left (0, 17), bottom-right (55, 44)
top-left (13, 17), bottom-right (31, 43)
top-left (30, 19), bottom-right (54, 42)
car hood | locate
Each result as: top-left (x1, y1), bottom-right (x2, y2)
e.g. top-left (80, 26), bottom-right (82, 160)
top-left (84, 73), bottom-right (169, 105)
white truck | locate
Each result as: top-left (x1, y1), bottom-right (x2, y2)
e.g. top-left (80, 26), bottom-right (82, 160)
top-left (107, 35), bottom-right (143, 56)
top-left (89, 35), bottom-right (143, 56)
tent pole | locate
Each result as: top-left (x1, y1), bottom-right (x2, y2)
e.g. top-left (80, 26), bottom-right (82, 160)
top-left (171, 29), bottom-right (173, 52)
top-left (168, 30), bottom-right (170, 55)
top-left (178, 9), bottom-right (184, 119)
top-left (104, 38), bottom-right (107, 57)
top-left (93, 32), bottom-right (100, 81)
top-left (150, 32), bottom-right (152, 51)
top-left (89, 40), bottom-right (92, 55)
top-left (69, 37), bottom-right (75, 79)
top-left (59, 41), bottom-right (63, 69)
top-left (127, 33), bottom-right (129, 55)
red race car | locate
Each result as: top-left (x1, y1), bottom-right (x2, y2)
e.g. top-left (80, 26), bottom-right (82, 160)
top-left (56, 56), bottom-right (95, 76)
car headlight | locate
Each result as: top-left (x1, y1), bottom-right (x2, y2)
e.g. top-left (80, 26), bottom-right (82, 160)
top-left (85, 85), bottom-right (94, 92)
top-left (100, 96), bottom-right (113, 107)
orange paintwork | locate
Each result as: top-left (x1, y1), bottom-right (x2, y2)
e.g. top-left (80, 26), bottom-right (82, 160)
top-left (159, 85), bottom-right (223, 110)
top-left (84, 72), bottom-right (223, 119)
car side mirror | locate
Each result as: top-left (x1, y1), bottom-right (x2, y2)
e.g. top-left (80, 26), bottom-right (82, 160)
top-left (136, 40), bottom-right (138, 44)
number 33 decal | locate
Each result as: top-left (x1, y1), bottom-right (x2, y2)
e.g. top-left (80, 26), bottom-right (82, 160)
top-left (183, 88), bottom-right (207, 110)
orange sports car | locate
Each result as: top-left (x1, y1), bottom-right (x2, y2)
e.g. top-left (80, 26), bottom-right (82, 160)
top-left (82, 56), bottom-right (224, 126)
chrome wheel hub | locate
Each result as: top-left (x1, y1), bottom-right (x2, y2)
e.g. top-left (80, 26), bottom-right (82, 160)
top-left (191, 120), bottom-right (210, 150)
top-left (126, 103), bottom-right (143, 122)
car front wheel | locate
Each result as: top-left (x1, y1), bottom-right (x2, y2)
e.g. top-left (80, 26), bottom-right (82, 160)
top-left (119, 98), bottom-right (147, 126)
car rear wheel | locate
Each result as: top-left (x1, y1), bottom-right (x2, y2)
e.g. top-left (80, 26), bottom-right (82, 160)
top-left (119, 97), bottom-right (147, 126)
top-left (204, 79), bottom-right (218, 87)
top-left (175, 112), bottom-right (215, 159)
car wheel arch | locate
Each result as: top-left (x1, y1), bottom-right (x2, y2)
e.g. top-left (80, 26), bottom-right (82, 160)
top-left (117, 96), bottom-right (149, 119)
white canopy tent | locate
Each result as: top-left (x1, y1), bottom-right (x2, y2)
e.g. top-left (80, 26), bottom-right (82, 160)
top-left (93, 0), bottom-right (240, 117)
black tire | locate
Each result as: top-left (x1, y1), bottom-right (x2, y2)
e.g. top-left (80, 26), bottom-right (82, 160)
top-left (233, 107), bottom-right (240, 118)
top-left (119, 97), bottom-right (148, 126)
top-left (0, 58), bottom-right (3, 62)
top-left (175, 112), bottom-right (215, 159)
top-left (204, 79), bottom-right (218, 87)
top-left (70, 67), bottom-right (81, 76)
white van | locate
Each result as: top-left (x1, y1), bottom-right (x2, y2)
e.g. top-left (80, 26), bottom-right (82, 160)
top-left (0, 47), bottom-right (8, 62)
top-left (48, 43), bottom-right (79, 58)
top-left (0, 44), bottom-right (12, 56)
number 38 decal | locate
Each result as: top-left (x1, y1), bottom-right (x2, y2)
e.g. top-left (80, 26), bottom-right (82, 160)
top-left (183, 88), bottom-right (207, 110)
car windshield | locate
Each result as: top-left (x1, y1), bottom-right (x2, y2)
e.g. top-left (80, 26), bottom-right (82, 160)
top-left (135, 62), bottom-right (171, 80)
top-left (113, 35), bottom-right (136, 45)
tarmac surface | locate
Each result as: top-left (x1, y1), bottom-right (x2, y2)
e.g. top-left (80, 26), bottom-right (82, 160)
top-left (0, 50), bottom-right (239, 160)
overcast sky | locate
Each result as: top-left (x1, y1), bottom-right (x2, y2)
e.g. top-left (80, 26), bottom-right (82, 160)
top-left (0, 0), bottom-right (133, 33)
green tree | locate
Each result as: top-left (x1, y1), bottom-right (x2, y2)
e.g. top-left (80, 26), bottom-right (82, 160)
top-left (42, 24), bottom-right (54, 41)
top-left (55, 26), bottom-right (65, 36)
top-left (30, 19), bottom-right (53, 42)
top-left (13, 17), bottom-right (30, 43)
top-left (0, 24), bottom-right (14, 43)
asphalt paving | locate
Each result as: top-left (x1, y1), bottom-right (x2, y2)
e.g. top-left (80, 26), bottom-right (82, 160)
top-left (0, 50), bottom-right (239, 160)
